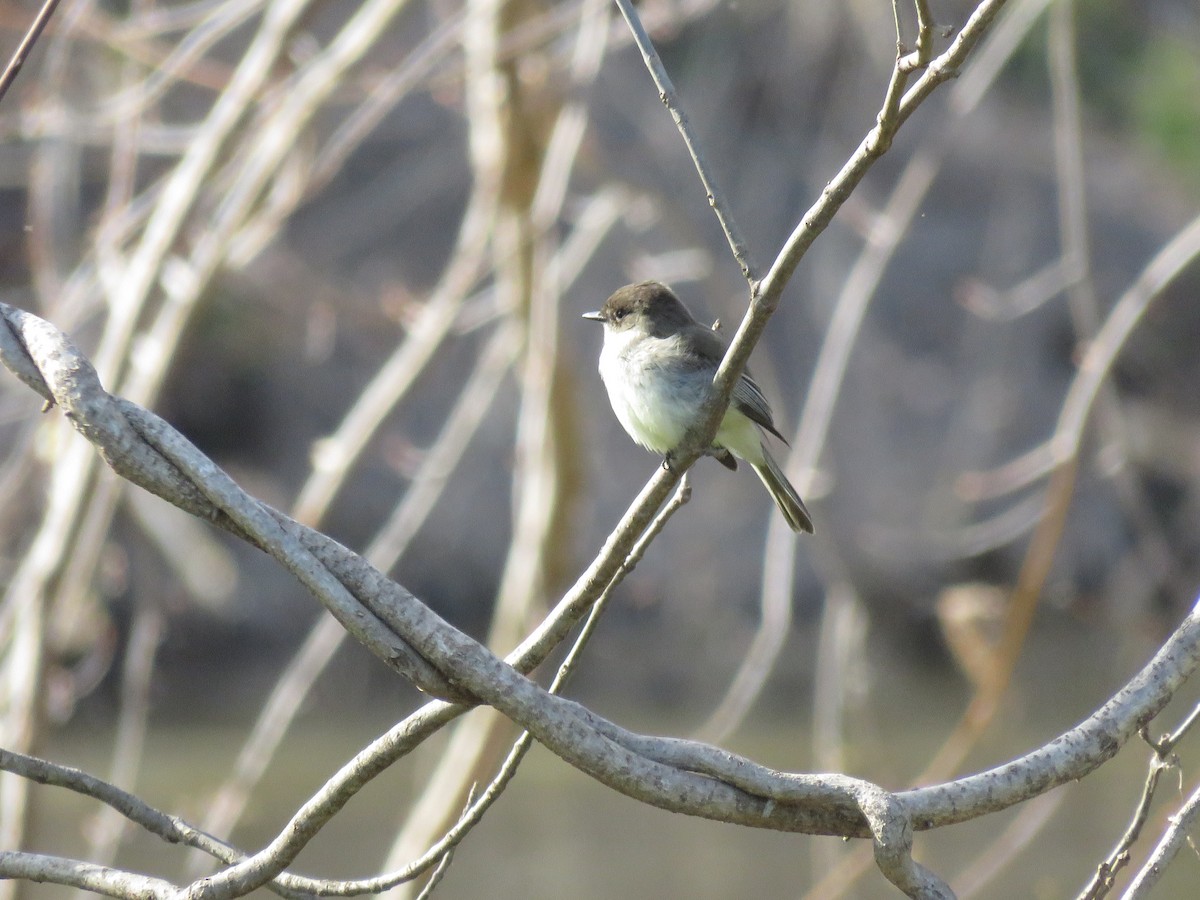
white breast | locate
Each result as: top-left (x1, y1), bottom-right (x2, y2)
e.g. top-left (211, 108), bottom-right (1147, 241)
top-left (597, 329), bottom-right (706, 455)
top-left (596, 326), bottom-right (768, 464)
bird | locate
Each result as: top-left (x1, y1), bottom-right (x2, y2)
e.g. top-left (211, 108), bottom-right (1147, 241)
top-left (583, 281), bottom-right (813, 533)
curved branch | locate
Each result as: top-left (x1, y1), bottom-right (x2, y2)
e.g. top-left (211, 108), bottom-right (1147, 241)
top-left (4, 298), bottom-right (1200, 897)
top-left (0, 852), bottom-right (175, 899)
top-left (904, 604), bottom-right (1200, 827)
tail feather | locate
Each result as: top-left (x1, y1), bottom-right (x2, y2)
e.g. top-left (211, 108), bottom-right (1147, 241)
top-left (752, 448), bottom-right (814, 534)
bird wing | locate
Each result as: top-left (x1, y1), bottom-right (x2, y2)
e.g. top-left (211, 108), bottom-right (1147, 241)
top-left (683, 325), bottom-right (788, 444)
top-left (732, 373), bottom-right (788, 443)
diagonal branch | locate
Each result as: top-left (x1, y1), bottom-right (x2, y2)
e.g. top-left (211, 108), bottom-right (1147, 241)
top-left (4, 299), bottom-right (1200, 898)
top-left (658, 0), bottom-right (1010, 506)
top-left (610, 0), bottom-right (757, 281)
top-left (0, 0), bottom-right (65, 105)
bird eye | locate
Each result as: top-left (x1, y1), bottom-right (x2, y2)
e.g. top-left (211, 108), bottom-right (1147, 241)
top-left (613, 308), bottom-right (627, 321)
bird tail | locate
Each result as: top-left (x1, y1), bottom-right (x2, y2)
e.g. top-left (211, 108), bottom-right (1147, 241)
top-left (751, 447), bottom-right (814, 534)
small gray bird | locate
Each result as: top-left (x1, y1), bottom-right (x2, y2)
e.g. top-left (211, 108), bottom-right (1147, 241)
top-left (583, 281), bottom-right (813, 533)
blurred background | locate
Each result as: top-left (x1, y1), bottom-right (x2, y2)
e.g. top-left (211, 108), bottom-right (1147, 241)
top-left (1, 0), bottom-right (1199, 896)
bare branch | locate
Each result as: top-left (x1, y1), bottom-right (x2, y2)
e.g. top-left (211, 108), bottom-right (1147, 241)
top-left (610, 0), bottom-right (757, 281)
top-left (665, 0), bottom-right (1011, 540)
top-left (0, 0), bottom-right (65, 105)
top-left (1122, 781), bottom-right (1200, 900)
top-left (1078, 697), bottom-right (1200, 899)
top-left (0, 851), bottom-right (175, 899)
top-left (4, 2), bottom-right (1189, 897)
top-left (0, 748), bottom-right (214, 854)
top-left (697, 0), bottom-right (1008, 748)
top-left (3, 296), bottom-right (1200, 896)
top-left (904, 602), bottom-right (1200, 827)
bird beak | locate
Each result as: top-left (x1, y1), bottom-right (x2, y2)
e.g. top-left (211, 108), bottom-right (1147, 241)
top-left (581, 310), bottom-right (605, 322)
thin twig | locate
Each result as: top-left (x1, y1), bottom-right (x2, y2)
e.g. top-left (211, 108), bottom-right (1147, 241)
top-left (412, 786), bottom-right (475, 900)
top-left (1078, 698), bottom-right (1200, 899)
top-left (676, 0), bottom-right (1010, 557)
top-left (372, 477), bottom-right (692, 897)
top-left (1122, 780), bottom-right (1200, 900)
top-left (697, 0), bottom-right (988, 749)
top-left (0, 0), bottom-right (64, 106)
top-left (610, 0), bottom-right (757, 281)
top-left (1079, 753), bottom-right (1174, 899)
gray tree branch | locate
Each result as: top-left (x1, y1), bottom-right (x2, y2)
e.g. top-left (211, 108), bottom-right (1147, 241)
top-left (3, 297), bottom-right (1200, 894)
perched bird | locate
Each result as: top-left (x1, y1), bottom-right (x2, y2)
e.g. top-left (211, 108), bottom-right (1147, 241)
top-left (583, 281), bottom-right (813, 533)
